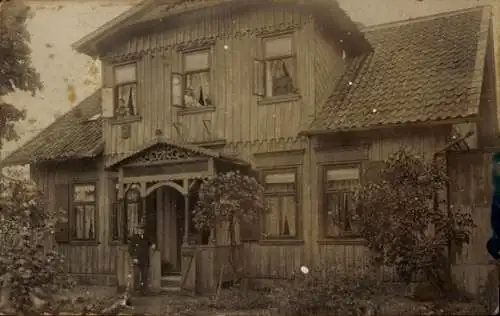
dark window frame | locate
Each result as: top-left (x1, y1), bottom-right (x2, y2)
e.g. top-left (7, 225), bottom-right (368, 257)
top-left (261, 33), bottom-right (298, 98)
top-left (70, 182), bottom-right (98, 243)
top-left (321, 163), bottom-right (361, 239)
top-left (179, 49), bottom-right (213, 109)
top-left (113, 62), bottom-right (138, 118)
top-left (110, 182), bottom-right (142, 244)
top-left (260, 167), bottom-right (300, 240)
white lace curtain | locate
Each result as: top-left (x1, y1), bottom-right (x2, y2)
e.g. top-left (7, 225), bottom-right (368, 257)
top-left (184, 72), bottom-right (211, 107)
top-left (265, 58), bottom-right (296, 97)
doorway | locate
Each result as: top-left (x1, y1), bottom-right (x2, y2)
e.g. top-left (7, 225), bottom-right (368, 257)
top-left (145, 184), bottom-right (208, 276)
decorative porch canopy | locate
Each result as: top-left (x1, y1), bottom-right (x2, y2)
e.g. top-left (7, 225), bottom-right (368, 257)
top-left (108, 136), bottom-right (249, 198)
top-left (109, 136), bottom-right (250, 245)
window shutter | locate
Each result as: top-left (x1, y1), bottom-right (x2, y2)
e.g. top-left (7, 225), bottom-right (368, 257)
top-left (54, 184), bottom-right (70, 243)
top-left (361, 161), bottom-right (385, 185)
top-left (171, 73), bottom-right (184, 108)
top-left (253, 59), bottom-right (265, 97)
top-left (101, 88), bottom-right (114, 118)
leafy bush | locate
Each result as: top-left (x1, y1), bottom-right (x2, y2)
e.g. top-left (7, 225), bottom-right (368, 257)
top-left (354, 148), bottom-right (475, 295)
top-left (0, 175), bottom-right (74, 313)
top-left (272, 266), bottom-right (380, 316)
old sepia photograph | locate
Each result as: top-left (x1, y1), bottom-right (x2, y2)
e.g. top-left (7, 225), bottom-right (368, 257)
top-left (0, 0), bottom-right (499, 314)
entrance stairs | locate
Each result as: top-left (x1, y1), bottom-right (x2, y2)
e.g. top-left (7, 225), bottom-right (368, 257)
top-left (161, 272), bottom-right (181, 292)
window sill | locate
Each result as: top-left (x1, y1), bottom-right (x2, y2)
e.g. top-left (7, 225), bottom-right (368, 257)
top-left (109, 115), bottom-right (142, 125)
top-left (259, 239), bottom-right (304, 246)
top-left (317, 238), bottom-right (367, 246)
top-left (258, 94), bottom-right (301, 105)
top-left (68, 240), bottom-right (100, 246)
top-left (177, 106), bottom-right (216, 115)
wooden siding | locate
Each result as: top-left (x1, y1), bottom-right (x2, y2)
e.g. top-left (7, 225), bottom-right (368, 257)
top-left (219, 127), bottom-right (451, 280)
top-left (448, 151), bottom-right (497, 302)
top-left (492, 2), bottom-right (500, 132)
top-left (101, 6), bottom-right (338, 155)
top-left (477, 28), bottom-right (498, 144)
top-left (31, 160), bottom-right (119, 282)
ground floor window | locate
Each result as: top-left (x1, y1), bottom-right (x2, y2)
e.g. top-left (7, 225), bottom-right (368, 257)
top-left (322, 165), bottom-right (360, 238)
top-left (71, 183), bottom-right (97, 241)
top-left (111, 183), bottom-right (141, 243)
top-left (262, 169), bottom-right (298, 239)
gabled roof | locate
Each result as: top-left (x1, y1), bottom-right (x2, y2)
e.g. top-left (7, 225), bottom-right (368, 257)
top-left (306, 6), bottom-right (491, 134)
top-left (72, 0), bottom-right (370, 58)
top-left (0, 90), bottom-right (104, 167)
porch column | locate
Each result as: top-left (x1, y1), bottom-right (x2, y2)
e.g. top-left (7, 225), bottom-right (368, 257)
top-left (183, 193), bottom-right (189, 245)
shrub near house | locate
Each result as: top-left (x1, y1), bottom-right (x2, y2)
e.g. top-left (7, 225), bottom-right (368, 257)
top-left (269, 149), bottom-right (478, 316)
top-left (0, 176), bottom-right (74, 314)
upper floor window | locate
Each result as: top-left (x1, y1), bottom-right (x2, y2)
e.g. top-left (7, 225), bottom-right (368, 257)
top-left (262, 169), bottom-right (298, 239)
top-left (172, 49), bottom-right (213, 109)
top-left (114, 63), bottom-right (138, 118)
top-left (322, 165), bottom-right (360, 238)
top-left (254, 35), bottom-right (297, 98)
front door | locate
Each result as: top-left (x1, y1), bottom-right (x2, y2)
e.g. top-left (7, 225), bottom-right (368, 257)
top-left (145, 193), bottom-right (157, 244)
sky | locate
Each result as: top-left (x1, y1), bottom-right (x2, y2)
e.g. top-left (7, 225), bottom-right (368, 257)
top-left (0, 0), bottom-right (493, 156)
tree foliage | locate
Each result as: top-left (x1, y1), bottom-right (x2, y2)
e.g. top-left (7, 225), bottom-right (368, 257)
top-left (354, 148), bottom-right (475, 294)
top-left (192, 171), bottom-right (265, 242)
top-left (0, 0), bottom-right (42, 144)
top-left (192, 171), bottom-right (266, 279)
top-left (0, 175), bottom-right (74, 313)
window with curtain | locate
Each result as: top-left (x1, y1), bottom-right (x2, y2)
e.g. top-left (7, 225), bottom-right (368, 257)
top-left (323, 165), bottom-right (360, 237)
top-left (111, 183), bottom-right (141, 242)
top-left (262, 170), bottom-right (298, 239)
top-left (71, 183), bottom-right (97, 241)
top-left (114, 63), bottom-right (138, 118)
top-left (173, 49), bottom-right (213, 108)
top-left (262, 35), bottom-right (297, 97)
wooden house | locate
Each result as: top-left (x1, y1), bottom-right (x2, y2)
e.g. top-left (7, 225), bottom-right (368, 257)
top-left (1, 1), bottom-right (498, 293)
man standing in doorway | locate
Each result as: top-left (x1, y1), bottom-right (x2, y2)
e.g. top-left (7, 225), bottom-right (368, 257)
top-left (128, 224), bottom-right (156, 296)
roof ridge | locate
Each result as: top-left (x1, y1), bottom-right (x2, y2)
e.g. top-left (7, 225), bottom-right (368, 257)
top-left (361, 5), bottom-right (488, 32)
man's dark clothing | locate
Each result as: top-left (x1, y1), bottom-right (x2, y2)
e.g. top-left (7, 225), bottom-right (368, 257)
top-left (133, 265), bottom-right (149, 295)
top-left (128, 233), bottom-right (152, 266)
top-left (128, 233), bottom-right (152, 294)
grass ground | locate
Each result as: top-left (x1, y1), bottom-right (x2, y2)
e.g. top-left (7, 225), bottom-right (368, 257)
top-left (55, 285), bottom-right (488, 316)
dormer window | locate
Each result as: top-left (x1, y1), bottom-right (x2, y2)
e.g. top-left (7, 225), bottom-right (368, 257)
top-left (172, 49), bottom-right (213, 109)
top-left (114, 63), bottom-right (138, 118)
top-left (254, 34), bottom-right (297, 99)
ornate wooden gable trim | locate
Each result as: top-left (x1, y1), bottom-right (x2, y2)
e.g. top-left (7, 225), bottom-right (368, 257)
top-left (108, 136), bottom-right (222, 169)
top-left (126, 143), bottom-right (207, 166)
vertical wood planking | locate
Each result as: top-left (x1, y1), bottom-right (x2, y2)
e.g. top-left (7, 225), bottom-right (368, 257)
top-left (34, 161), bottom-right (120, 283)
top-left (104, 6), bottom-right (321, 155)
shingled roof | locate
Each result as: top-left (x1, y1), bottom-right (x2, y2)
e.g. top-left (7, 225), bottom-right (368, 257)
top-left (307, 6), bottom-right (491, 134)
top-left (0, 90), bottom-right (103, 166)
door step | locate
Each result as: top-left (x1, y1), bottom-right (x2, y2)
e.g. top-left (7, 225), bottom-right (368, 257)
top-left (161, 274), bottom-right (181, 289)
top-left (160, 286), bottom-right (181, 293)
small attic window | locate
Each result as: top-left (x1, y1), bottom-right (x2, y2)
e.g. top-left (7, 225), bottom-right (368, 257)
top-left (87, 113), bottom-right (101, 122)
